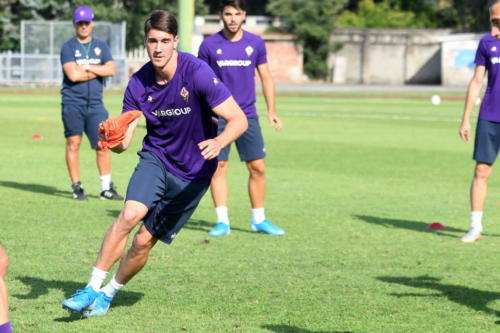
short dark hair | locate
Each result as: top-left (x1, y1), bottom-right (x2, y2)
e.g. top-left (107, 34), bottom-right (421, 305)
top-left (220, 0), bottom-right (246, 12)
top-left (144, 10), bottom-right (178, 37)
top-left (490, 0), bottom-right (500, 7)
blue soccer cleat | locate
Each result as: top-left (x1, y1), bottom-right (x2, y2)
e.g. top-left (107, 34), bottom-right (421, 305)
top-left (83, 292), bottom-right (113, 316)
top-left (62, 286), bottom-right (99, 312)
top-left (208, 222), bottom-right (231, 237)
top-left (250, 219), bottom-right (285, 235)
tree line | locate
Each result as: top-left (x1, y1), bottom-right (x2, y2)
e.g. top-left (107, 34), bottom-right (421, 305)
top-left (0, 0), bottom-right (493, 79)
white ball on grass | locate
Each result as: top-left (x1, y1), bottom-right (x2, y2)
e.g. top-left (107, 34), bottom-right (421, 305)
top-left (431, 95), bottom-right (441, 105)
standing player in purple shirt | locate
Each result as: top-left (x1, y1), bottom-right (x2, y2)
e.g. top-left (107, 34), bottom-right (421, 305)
top-left (198, 0), bottom-right (285, 237)
top-left (61, 10), bottom-right (247, 316)
top-left (459, 0), bottom-right (500, 242)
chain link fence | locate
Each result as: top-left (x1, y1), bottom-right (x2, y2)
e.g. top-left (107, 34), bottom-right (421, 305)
top-left (0, 20), bottom-right (127, 86)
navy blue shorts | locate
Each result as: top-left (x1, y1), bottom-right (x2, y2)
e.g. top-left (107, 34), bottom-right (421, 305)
top-left (126, 151), bottom-right (210, 244)
top-left (61, 103), bottom-right (108, 149)
top-left (473, 119), bottom-right (500, 164)
top-left (218, 117), bottom-right (266, 162)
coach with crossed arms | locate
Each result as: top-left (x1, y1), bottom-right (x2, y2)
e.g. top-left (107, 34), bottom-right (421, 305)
top-left (60, 6), bottom-right (123, 201)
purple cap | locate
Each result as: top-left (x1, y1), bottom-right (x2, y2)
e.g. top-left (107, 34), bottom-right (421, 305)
top-left (73, 6), bottom-right (94, 23)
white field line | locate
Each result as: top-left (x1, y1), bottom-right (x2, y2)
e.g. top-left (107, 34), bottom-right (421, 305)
top-left (280, 111), bottom-right (465, 123)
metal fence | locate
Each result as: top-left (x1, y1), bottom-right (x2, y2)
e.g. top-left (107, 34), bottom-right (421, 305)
top-left (0, 20), bottom-right (127, 86)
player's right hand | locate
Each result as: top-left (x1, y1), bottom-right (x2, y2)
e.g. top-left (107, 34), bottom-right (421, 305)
top-left (459, 121), bottom-right (471, 142)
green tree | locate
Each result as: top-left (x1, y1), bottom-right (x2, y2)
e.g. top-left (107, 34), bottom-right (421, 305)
top-left (0, 0), bottom-right (70, 50)
top-left (0, 0), bottom-right (208, 52)
top-left (339, 0), bottom-right (491, 31)
top-left (336, 0), bottom-right (427, 28)
top-left (267, 0), bottom-right (348, 79)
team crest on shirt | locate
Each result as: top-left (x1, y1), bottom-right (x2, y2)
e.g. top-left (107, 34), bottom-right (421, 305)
top-left (213, 77), bottom-right (219, 85)
top-left (245, 46), bottom-right (254, 57)
top-left (492, 46), bottom-right (498, 52)
top-left (216, 48), bottom-right (223, 55)
top-left (75, 49), bottom-right (82, 57)
top-left (180, 87), bottom-right (189, 102)
top-left (94, 47), bottom-right (101, 56)
top-left (147, 95), bottom-right (153, 103)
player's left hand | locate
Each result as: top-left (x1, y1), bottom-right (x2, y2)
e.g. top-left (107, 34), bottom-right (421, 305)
top-left (198, 138), bottom-right (223, 160)
top-left (268, 112), bottom-right (283, 131)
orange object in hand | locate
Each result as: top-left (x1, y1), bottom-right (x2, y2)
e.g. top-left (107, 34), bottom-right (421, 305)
top-left (98, 110), bottom-right (143, 150)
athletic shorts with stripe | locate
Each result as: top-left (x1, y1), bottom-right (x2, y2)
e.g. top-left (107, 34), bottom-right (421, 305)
top-left (126, 151), bottom-right (209, 244)
top-left (473, 119), bottom-right (500, 165)
top-left (217, 117), bottom-right (266, 162)
top-left (61, 103), bottom-right (108, 149)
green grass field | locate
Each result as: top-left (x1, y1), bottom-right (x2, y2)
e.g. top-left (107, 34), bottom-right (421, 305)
top-left (1, 89), bottom-right (500, 332)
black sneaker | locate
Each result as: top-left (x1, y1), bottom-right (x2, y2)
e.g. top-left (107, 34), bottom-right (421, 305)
top-left (100, 182), bottom-right (124, 200)
top-left (71, 181), bottom-right (88, 200)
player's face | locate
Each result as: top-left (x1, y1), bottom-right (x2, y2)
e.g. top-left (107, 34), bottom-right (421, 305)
top-left (221, 6), bottom-right (246, 34)
top-left (490, 3), bottom-right (500, 40)
top-left (75, 21), bottom-right (93, 40)
top-left (145, 29), bottom-right (179, 69)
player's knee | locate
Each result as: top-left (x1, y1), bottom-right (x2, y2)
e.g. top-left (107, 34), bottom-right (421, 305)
top-left (117, 208), bottom-right (142, 231)
top-left (248, 162), bottom-right (265, 177)
top-left (475, 164), bottom-right (492, 180)
top-left (131, 229), bottom-right (155, 256)
top-left (66, 141), bottom-right (81, 152)
top-left (217, 161), bottom-right (228, 170)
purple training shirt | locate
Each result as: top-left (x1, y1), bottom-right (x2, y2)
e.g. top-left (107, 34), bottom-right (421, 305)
top-left (475, 34), bottom-right (500, 122)
top-left (198, 30), bottom-right (267, 118)
top-left (122, 52), bottom-right (231, 183)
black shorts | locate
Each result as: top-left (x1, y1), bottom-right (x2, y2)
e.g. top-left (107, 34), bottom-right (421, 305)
top-left (126, 151), bottom-right (209, 244)
top-left (473, 119), bottom-right (500, 165)
top-left (217, 117), bottom-right (266, 162)
top-left (61, 103), bottom-right (108, 149)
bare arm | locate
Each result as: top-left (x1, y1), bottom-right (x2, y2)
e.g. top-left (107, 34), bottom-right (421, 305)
top-left (257, 63), bottom-right (282, 131)
top-left (198, 96), bottom-right (248, 160)
top-left (87, 60), bottom-right (116, 77)
top-left (109, 119), bottom-right (139, 154)
top-left (63, 61), bottom-right (97, 82)
top-left (459, 65), bottom-right (486, 142)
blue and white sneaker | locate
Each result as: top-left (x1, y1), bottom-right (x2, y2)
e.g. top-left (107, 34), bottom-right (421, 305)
top-left (83, 292), bottom-right (113, 316)
top-left (208, 222), bottom-right (231, 237)
top-left (250, 219), bottom-right (285, 235)
top-left (62, 286), bottom-right (99, 312)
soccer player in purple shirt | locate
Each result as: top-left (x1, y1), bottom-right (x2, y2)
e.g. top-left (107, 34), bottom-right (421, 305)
top-left (459, 0), bottom-right (500, 242)
top-left (60, 6), bottom-right (123, 201)
top-left (198, 0), bottom-right (285, 237)
top-left (0, 246), bottom-right (11, 333)
top-left (61, 10), bottom-right (247, 316)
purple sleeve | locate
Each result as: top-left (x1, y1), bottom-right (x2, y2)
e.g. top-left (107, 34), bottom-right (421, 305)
top-left (256, 37), bottom-right (268, 66)
top-left (60, 42), bottom-right (73, 65)
top-left (122, 76), bottom-right (143, 113)
top-left (198, 41), bottom-right (209, 63)
top-left (475, 39), bottom-right (487, 66)
top-left (194, 63), bottom-right (232, 109)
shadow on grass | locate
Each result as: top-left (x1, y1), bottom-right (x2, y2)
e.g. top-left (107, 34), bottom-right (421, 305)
top-left (13, 276), bottom-right (144, 322)
top-left (378, 275), bottom-right (500, 322)
top-left (184, 218), bottom-right (254, 234)
top-left (107, 209), bottom-right (121, 218)
top-left (104, 214), bottom-right (255, 235)
top-left (262, 325), bottom-right (351, 333)
top-left (0, 180), bottom-right (99, 199)
top-left (353, 215), bottom-right (500, 239)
